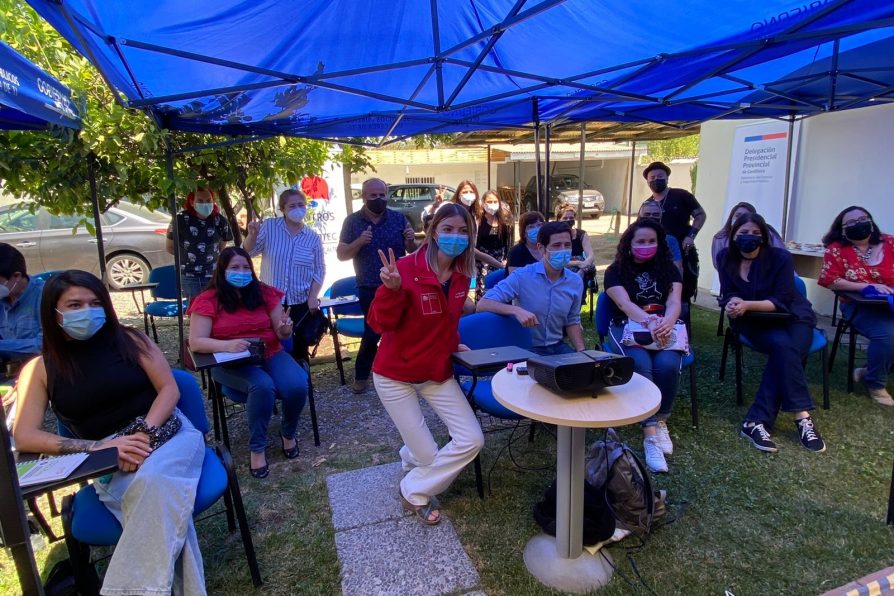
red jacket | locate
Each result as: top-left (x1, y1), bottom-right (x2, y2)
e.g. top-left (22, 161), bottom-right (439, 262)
top-left (369, 249), bottom-right (470, 383)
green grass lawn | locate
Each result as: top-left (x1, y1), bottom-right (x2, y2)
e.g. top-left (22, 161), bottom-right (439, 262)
top-left (3, 305), bottom-right (893, 595)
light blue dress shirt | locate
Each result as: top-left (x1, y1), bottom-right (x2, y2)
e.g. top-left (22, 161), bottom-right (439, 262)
top-left (482, 261), bottom-right (582, 347)
top-left (0, 276), bottom-right (44, 360)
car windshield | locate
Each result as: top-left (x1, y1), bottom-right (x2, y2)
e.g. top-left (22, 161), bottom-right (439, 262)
top-left (112, 201), bottom-right (171, 223)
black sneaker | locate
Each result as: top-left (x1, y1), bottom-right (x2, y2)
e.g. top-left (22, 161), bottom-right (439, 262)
top-left (740, 422), bottom-right (778, 452)
top-left (795, 416), bottom-right (826, 452)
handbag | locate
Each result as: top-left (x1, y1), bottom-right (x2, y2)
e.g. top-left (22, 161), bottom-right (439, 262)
top-left (621, 319), bottom-right (689, 353)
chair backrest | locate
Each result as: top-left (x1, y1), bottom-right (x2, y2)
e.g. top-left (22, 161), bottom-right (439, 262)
top-left (458, 312), bottom-right (533, 350)
top-left (793, 274), bottom-right (807, 298)
top-left (594, 292), bottom-right (613, 339)
top-left (172, 369), bottom-right (209, 434)
top-left (484, 268), bottom-right (507, 291)
top-left (31, 270), bottom-right (62, 284)
top-left (328, 276), bottom-right (363, 316)
top-left (149, 265), bottom-right (180, 300)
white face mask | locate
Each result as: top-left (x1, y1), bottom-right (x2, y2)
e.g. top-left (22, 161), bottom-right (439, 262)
top-left (286, 207), bottom-right (307, 223)
top-left (460, 192), bottom-right (476, 206)
top-left (0, 277), bottom-right (19, 300)
top-left (484, 203), bottom-right (500, 215)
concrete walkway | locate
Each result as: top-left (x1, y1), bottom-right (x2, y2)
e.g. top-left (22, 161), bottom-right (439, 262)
top-left (326, 462), bottom-right (484, 596)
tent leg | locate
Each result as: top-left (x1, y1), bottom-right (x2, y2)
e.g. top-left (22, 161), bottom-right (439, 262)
top-left (88, 153), bottom-right (108, 283)
top-left (544, 124), bottom-right (551, 219)
top-left (533, 99), bottom-right (542, 216)
top-left (627, 140), bottom-right (637, 228)
top-left (577, 123), bottom-right (585, 229)
top-left (165, 144), bottom-right (186, 353)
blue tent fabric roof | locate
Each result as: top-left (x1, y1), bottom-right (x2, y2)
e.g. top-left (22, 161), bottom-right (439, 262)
top-left (0, 40), bottom-right (81, 130)
top-left (24, 0), bottom-right (894, 140)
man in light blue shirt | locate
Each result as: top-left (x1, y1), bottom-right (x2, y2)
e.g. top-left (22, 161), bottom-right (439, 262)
top-left (0, 243), bottom-right (44, 362)
top-left (477, 221), bottom-right (585, 355)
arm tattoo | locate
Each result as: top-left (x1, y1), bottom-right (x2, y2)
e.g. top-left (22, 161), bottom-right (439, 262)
top-left (57, 437), bottom-right (101, 454)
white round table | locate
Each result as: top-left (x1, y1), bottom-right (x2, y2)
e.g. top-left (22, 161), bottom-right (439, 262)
top-left (491, 367), bottom-right (660, 593)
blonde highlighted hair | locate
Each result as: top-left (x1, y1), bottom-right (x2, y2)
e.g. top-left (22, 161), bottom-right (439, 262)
top-left (424, 202), bottom-right (477, 277)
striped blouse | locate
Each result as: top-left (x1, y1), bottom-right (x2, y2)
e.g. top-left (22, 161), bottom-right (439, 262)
top-left (249, 218), bottom-right (325, 304)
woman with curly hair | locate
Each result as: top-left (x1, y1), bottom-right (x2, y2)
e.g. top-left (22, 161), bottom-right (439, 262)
top-left (604, 220), bottom-right (683, 473)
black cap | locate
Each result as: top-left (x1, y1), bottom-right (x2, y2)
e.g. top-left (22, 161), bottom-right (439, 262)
top-left (643, 161), bottom-right (671, 179)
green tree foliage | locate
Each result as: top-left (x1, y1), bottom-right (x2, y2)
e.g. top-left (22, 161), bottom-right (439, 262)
top-left (0, 1), bottom-right (363, 241)
top-left (644, 134), bottom-right (701, 163)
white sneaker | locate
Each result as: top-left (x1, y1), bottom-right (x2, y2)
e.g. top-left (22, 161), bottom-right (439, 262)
top-left (655, 421), bottom-right (673, 455)
top-left (643, 436), bottom-right (668, 474)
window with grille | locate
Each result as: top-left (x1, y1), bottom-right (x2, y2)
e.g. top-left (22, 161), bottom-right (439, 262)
top-left (405, 176), bottom-right (435, 184)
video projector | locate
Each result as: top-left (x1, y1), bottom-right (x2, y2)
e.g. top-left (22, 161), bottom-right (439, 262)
top-left (526, 350), bottom-right (634, 395)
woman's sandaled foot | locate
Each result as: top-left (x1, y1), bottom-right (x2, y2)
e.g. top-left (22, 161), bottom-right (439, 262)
top-left (281, 435), bottom-right (300, 459)
top-left (398, 489), bottom-right (440, 525)
top-left (250, 453), bottom-right (269, 479)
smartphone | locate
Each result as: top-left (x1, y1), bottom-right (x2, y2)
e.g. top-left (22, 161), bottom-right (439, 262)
top-left (515, 364), bottom-right (528, 375)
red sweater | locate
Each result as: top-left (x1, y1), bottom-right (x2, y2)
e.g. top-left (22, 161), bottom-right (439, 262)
top-left (369, 249), bottom-right (470, 383)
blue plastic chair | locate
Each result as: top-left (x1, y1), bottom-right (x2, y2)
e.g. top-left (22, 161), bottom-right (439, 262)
top-left (31, 270), bottom-right (62, 284)
top-left (325, 276), bottom-right (364, 385)
top-left (483, 268), bottom-right (507, 290)
top-left (595, 292), bottom-right (699, 429)
top-left (719, 274), bottom-right (829, 409)
top-left (61, 370), bottom-right (262, 592)
top-left (456, 312), bottom-right (534, 498)
top-left (143, 265), bottom-right (188, 343)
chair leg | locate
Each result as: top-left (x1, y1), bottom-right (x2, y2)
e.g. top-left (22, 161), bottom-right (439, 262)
top-left (62, 495), bottom-right (101, 595)
top-left (821, 344), bottom-right (830, 410)
top-left (143, 311), bottom-right (150, 337)
top-left (847, 326), bottom-right (857, 394)
top-left (47, 491), bottom-right (60, 517)
top-left (27, 498), bottom-right (59, 542)
top-left (887, 457), bottom-right (894, 526)
top-left (689, 366), bottom-right (699, 429)
top-left (828, 319), bottom-right (847, 370)
top-left (331, 330), bottom-right (346, 386)
top-left (716, 308), bottom-right (724, 337)
top-left (719, 330), bottom-right (730, 381)
top-left (217, 446), bottom-right (263, 587)
top-left (473, 453), bottom-right (485, 499)
top-left (528, 420), bottom-right (537, 443)
top-left (222, 485), bottom-right (237, 532)
top-left (735, 341), bottom-right (744, 407)
top-left (150, 315), bottom-right (158, 343)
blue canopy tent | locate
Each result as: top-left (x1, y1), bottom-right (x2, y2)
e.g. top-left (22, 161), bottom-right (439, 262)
top-left (0, 39), bottom-right (84, 596)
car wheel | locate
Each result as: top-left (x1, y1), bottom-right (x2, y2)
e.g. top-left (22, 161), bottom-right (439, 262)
top-left (106, 253), bottom-right (150, 289)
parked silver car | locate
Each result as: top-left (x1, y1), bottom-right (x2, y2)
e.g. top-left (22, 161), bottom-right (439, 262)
top-left (0, 201), bottom-right (173, 289)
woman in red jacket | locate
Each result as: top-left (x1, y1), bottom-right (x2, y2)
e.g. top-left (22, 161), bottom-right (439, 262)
top-left (369, 202), bottom-right (483, 526)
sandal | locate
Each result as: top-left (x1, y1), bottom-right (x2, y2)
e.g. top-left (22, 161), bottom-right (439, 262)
top-left (398, 488), bottom-right (440, 525)
top-left (250, 464), bottom-right (269, 479)
top-left (281, 435), bottom-right (300, 459)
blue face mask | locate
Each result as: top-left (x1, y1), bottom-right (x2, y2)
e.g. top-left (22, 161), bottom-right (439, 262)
top-left (547, 248), bottom-right (572, 270)
top-left (57, 306), bottom-right (106, 340)
top-left (194, 203), bottom-right (214, 218)
top-left (437, 233), bottom-right (469, 258)
top-left (225, 270), bottom-right (253, 288)
top-left (526, 226), bottom-right (541, 244)
top-left (287, 207), bottom-right (306, 223)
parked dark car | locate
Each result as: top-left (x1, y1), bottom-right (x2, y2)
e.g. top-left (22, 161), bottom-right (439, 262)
top-left (0, 201), bottom-right (173, 289)
top-left (387, 184), bottom-right (455, 232)
top-left (522, 174), bottom-right (605, 218)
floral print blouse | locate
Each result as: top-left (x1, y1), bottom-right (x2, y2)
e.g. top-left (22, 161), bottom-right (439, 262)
top-left (818, 234), bottom-right (894, 290)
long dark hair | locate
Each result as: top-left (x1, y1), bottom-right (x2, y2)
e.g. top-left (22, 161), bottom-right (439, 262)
top-left (209, 247), bottom-right (265, 313)
top-left (722, 212), bottom-right (771, 278)
top-left (613, 220), bottom-right (675, 301)
top-left (822, 205), bottom-right (883, 247)
top-left (717, 201), bottom-right (757, 239)
top-left (517, 211), bottom-right (545, 245)
top-left (41, 270), bottom-right (149, 382)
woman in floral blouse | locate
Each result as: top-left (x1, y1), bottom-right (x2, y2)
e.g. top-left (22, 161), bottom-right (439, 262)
top-left (818, 205), bottom-right (894, 406)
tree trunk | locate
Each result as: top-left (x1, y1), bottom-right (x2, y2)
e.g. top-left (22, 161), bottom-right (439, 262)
top-left (217, 186), bottom-right (242, 246)
top-left (342, 161), bottom-right (354, 215)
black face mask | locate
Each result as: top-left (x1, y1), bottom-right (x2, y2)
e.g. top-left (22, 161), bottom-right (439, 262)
top-left (844, 221), bottom-right (872, 242)
top-left (648, 179), bottom-right (668, 193)
top-left (734, 234), bottom-right (762, 255)
top-left (366, 198), bottom-right (387, 215)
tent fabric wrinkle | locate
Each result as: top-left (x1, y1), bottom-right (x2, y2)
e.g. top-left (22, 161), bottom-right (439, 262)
top-left (21, 0), bottom-right (894, 140)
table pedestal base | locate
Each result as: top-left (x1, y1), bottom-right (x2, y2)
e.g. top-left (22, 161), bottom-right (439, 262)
top-left (523, 533), bottom-right (613, 593)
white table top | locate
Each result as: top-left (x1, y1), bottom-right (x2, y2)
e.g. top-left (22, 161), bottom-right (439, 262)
top-left (491, 368), bottom-right (660, 428)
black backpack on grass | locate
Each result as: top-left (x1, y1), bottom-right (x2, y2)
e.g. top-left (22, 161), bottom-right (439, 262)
top-left (532, 478), bottom-right (616, 546)
top-left (585, 428), bottom-right (666, 537)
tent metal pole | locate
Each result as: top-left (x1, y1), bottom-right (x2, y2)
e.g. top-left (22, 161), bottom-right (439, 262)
top-left (577, 123), bottom-right (585, 230)
top-left (627, 141), bottom-right (637, 228)
top-left (544, 124), bottom-right (552, 219)
top-left (487, 144), bottom-right (492, 190)
top-left (88, 153), bottom-right (108, 282)
top-left (165, 144), bottom-right (185, 351)
top-left (781, 115), bottom-right (796, 241)
top-left (533, 99), bottom-right (542, 215)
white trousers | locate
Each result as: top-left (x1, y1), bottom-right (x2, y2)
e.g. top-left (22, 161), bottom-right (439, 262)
top-left (373, 374), bottom-right (484, 506)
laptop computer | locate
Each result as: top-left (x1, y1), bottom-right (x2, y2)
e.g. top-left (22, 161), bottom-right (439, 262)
top-left (452, 345), bottom-right (536, 373)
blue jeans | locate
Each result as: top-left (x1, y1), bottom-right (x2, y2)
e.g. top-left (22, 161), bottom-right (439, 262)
top-left (211, 351), bottom-right (308, 453)
top-left (355, 285), bottom-right (381, 382)
top-left (607, 323), bottom-right (682, 427)
top-left (530, 341), bottom-right (576, 356)
top-left (841, 302), bottom-right (894, 390)
top-left (180, 275), bottom-right (211, 302)
top-left (738, 321), bottom-right (814, 429)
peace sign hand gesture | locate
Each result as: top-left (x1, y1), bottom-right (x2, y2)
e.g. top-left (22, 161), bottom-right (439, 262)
top-left (378, 248), bottom-right (401, 290)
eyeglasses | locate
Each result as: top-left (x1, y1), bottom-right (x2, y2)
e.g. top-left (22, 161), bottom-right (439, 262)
top-left (842, 216), bottom-right (871, 227)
